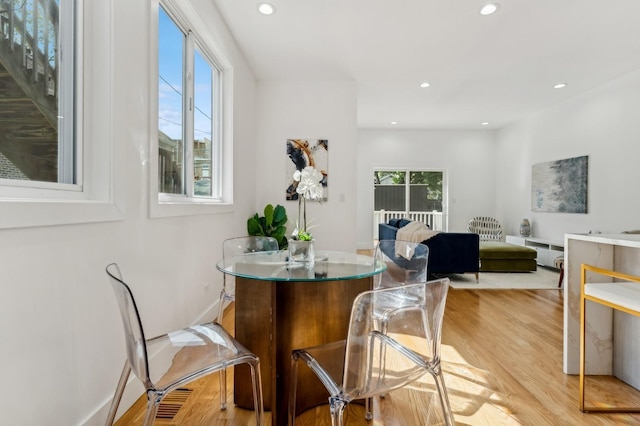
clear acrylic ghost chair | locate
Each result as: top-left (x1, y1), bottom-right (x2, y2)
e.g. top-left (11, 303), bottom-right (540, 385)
top-left (218, 236), bottom-right (279, 408)
top-left (289, 279), bottom-right (454, 426)
top-left (366, 239), bottom-right (429, 418)
top-left (104, 263), bottom-right (264, 426)
top-left (219, 236), bottom-right (280, 322)
top-left (374, 239), bottom-right (429, 289)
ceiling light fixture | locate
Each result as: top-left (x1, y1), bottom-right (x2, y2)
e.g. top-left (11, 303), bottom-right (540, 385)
top-left (481, 122), bottom-right (489, 126)
top-left (553, 83), bottom-right (567, 89)
top-left (390, 121), bottom-right (398, 125)
top-left (480, 3), bottom-right (500, 16)
top-left (257, 2), bottom-right (276, 15)
top-left (420, 82), bottom-right (431, 88)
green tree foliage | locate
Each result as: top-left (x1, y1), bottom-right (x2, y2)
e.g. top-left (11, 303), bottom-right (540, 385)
top-left (410, 171), bottom-right (443, 200)
top-left (374, 171), bottom-right (442, 200)
top-left (374, 170), bottom-right (405, 184)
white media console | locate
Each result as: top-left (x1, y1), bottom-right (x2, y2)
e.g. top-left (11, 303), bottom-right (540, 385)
top-left (505, 235), bottom-right (564, 268)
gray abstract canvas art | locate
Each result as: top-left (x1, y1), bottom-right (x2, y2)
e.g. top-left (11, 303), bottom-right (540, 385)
top-left (532, 155), bottom-right (588, 213)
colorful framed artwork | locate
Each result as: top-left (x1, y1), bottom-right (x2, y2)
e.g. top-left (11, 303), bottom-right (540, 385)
top-left (286, 139), bottom-right (328, 201)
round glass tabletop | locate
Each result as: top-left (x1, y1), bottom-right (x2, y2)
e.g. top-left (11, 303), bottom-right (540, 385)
top-left (216, 250), bottom-right (385, 282)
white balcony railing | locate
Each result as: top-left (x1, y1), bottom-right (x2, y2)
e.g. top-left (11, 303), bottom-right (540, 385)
top-left (374, 210), bottom-right (445, 239)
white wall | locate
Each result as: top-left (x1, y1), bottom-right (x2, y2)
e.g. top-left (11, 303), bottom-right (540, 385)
top-left (0, 1), bottom-right (258, 424)
top-left (357, 129), bottom-right (498, 249)
top-left (496, 69), bottom-right (640, 242)
top-left (254, 80), bottom-right (359, 252)
top-left (5, 1), bottom-right (639, 423)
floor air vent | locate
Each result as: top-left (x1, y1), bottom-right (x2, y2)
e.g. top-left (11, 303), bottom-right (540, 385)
top-left (156, 388), bottom-right (193, 420)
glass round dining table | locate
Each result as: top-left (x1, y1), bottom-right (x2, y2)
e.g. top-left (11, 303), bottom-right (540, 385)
top-left (216, 249), bottom-right (384, 282)
top-left (216, 249), bottom-right (385, 426)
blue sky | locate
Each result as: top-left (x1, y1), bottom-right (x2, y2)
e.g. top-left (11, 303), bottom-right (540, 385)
top-left (158, 7), bottom-right (212, 142)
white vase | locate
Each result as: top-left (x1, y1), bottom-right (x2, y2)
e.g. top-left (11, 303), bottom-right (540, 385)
top-left (288, 239), bottom-right (315, 264)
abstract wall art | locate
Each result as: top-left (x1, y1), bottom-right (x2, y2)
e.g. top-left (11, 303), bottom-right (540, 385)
top-left (286, 139), bottom-right (328, 201)
top-left (531, 155), bottom-right (588, 213)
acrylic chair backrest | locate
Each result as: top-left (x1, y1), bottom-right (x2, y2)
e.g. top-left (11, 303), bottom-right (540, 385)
top-left (341, 278), bottom-right (450, 400)
top-left (222, 236), bottom-right (280, 261)
top-left (105, 263), bottom-right (152, 388)
top-left (374, 240), bottom-right (429, 289)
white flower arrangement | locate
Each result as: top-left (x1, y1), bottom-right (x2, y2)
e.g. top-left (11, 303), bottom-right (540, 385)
top-left (292, 166), bottom-right (323, 241)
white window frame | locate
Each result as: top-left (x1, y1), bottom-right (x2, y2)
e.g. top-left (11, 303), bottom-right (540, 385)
top-left (149, 0), bottom-right (233, 218)
top-left (0, 0), bottom-right (124, 229)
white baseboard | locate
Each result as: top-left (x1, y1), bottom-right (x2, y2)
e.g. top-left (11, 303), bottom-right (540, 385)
top-left (357, 241), bottom-right (376, 250)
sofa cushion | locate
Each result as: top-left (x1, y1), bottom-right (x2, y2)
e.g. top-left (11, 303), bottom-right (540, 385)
top-left (480, 258), bottom-right (537, 272)
top-left (425, 232), bottom-right (480, 275)
top-left (388, 218), bottom-right (402, 228)
top-left (479, 241), bottom-right (537, 259)
top-left (398, 218), bottom-right (413, 228)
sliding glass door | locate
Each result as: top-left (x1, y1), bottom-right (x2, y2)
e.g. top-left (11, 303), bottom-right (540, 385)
top-left (374, 169), bottom-right (447, 233)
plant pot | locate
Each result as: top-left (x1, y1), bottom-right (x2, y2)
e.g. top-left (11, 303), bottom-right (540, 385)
top-left (288, 239), bottom-right (315, 264)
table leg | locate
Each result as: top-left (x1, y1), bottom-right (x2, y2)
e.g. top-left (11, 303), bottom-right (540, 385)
top-left (235, 276), bottom-right (372, 426)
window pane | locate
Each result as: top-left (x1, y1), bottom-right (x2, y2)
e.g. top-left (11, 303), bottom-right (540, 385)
top-left (0, 0), bottom-right (71, 183)
top-left (374, 170), bottom-right (405, 211)
top-left (409, 171), bottom-right (443, 211)
top-left (193, 48), bottom-right (212, 196)
top-left (374, 170), bottom-right (405, 185)
top-left (158, 6), bottom-right (184, 194)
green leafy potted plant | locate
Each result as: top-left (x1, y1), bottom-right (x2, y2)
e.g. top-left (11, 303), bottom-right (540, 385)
top-left (247, 203), bottom-right (288, 249)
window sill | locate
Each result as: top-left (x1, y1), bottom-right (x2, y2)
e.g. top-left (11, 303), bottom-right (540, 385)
top-left (149, 198), bottom-right (234, 219)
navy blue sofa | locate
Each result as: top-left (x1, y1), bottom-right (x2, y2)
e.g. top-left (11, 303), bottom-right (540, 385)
top-left (378, 218), bottom-right (480, 280)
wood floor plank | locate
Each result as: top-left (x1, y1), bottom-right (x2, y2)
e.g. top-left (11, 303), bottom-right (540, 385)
top-left (114, 287), bottom-right (640, 425)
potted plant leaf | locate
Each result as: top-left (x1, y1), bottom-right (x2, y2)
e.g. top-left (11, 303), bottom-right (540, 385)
top-left (247, 203), bottom-right (288, 249)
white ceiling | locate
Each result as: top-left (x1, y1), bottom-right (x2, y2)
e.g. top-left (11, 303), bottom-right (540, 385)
top-left (212, 0), bottom-right (640, 130)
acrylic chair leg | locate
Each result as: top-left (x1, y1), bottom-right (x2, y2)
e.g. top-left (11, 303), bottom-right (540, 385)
top-left (329, 397), bottom-right (347, 426)
top-left (378, 318), bottom-right (389, 399)
top-left (217, 302), bottom-right (225, 325)
top-left (289, 353), bottom-right (300, 426)
top-left (217, 280), bottom-right (229, 411)
top-left (105, 361), bottom-right (131, 425)
top-left (218, 283), bottom-right (226, 324)
top-left (249, 360), bottom-right (264, 426)
top-left (363, 332), bottom-right (373, 420)
top-left (433, 367), bottom-right (454, 426)
top-left (143, 391), bottom-right (162, 426)
top-left (365, 397), bottom-right (373, 420)
top-left (366, 325), bottom-right (389, 412)
top-left (219, 369), bottom-right (227, 410)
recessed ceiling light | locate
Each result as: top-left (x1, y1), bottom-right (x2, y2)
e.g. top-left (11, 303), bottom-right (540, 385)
top-left (257, 2), bottom-right (276, 15)
top-left (480, 3), bottom-right (500, 15)
top-left (481, 122), bottom-right (489, 126)
top-left (390, 121), bottom-right (398, 125)
top-left (553, 83), bottom-right (567, 89)
top-left (420, 82), bottom-right (431, 88)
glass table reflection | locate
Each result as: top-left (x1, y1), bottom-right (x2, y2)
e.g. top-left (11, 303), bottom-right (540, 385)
top-left (216, 249), bottom-right (385, 426)
top-left (217, 249), bottom-right (382, 281)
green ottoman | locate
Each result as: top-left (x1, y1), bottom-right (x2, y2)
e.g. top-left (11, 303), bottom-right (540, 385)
top-left (479, 241), bottom-right (537, 272)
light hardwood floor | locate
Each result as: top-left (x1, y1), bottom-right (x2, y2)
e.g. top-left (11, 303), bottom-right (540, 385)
top-left (114, 288), bottom-right (640, 425)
